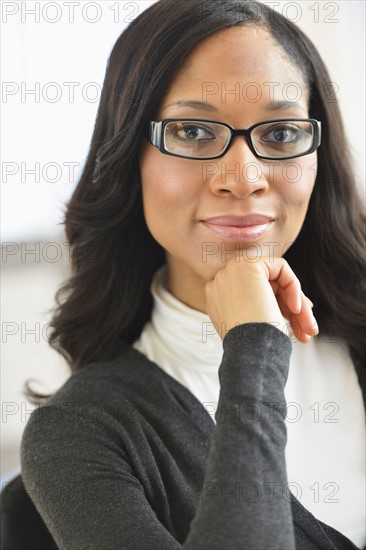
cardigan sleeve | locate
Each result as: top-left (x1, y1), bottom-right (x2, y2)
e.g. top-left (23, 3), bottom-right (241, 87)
top-left (184, 322), bottom-right (295, 549)
top-left (21, 323), bottom-right (295, 550)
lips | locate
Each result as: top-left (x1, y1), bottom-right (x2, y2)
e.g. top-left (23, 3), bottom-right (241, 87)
top-left (202, 214), bottom-right (274, 226)
top-left (201, 214), bottom-right (274, 242)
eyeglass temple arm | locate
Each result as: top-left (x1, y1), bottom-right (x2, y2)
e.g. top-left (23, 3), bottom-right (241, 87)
top-left (148, 121), bottom-right (162, 148)
top-left (315, 120), bottom-right (322, 146)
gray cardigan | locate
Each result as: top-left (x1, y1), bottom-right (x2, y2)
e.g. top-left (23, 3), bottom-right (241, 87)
top-left (20, 323), bottom-right (363, 549)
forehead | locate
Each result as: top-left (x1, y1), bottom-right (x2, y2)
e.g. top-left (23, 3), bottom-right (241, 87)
top-left (159, 26), bottom-right (309, 116)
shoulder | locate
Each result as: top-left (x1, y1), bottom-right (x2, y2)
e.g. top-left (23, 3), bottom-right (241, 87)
top-left (46, 345), bottom-right (168, 409)
top-left (21, 346), bottom-right (171, 449)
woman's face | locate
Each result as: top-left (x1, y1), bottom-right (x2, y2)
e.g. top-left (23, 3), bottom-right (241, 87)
top-left (139, 26), bottom-right (317, 311)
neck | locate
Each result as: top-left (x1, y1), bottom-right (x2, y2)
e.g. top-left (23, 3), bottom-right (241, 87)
top-left (166, 260), bottom-right (208, 314)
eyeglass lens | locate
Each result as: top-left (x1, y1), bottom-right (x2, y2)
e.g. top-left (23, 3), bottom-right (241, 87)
top-left (163, 120), bottom-right (315, 159)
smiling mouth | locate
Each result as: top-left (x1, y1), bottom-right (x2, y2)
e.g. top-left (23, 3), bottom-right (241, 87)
top-left (201, 220), bottom-right (274, 242)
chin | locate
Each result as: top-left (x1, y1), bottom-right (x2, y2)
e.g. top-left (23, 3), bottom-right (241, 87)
top-left (194, 256), bottom-right (233, 282)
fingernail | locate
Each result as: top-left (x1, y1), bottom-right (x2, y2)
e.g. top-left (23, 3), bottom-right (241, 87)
top-left (311, 316), bottom-right (319, 333)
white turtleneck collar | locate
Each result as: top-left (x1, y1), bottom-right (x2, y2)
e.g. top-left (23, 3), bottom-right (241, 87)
top-left (133, 264), bottom-right (224, 373)
top-left (132, 264), bottom-right (224, 409)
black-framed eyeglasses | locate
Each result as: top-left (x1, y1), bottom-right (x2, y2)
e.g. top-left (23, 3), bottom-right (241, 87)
top-left (145, 118), bottom-right (321, 161)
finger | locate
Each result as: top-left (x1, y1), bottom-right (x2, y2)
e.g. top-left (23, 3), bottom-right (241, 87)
top-left (261, 258), bottom-right (302, 315)
top-left (289, 315), bottom-right (313, 343)
top-left (291, 308), bottom-right (318, 343)
top-left (276, 291), bottom-right (318, 342)
top-left (270, 277), bottom-right (313, 312)
top-left (297, 292), bottom-right (319, 335)
top-left (276, 302), bottom-right (309, 342)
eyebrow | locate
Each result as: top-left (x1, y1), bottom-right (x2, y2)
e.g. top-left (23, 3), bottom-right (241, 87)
top-left (265, 100), bottom-right (306, 112)
top-left (161, 99), bottom-right (306, 114)
top-left (161, 100), bottom-right (218, 113)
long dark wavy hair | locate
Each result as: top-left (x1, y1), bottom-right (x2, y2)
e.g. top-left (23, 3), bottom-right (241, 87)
top-left (25, 0), bottom-right (365, 404)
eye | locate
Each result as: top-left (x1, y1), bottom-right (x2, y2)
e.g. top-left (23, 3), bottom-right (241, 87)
top-left (260, 124), bottom-right (303, 144)
top-left (171, 123), bottom-right (216, 142)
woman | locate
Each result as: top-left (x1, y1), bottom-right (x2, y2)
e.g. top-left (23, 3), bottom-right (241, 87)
top-left (17, 0), bottom-right (365, 548)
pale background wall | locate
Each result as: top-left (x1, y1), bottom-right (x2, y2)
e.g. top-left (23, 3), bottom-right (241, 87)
top-left (1, 0), bottom-right (365, 478)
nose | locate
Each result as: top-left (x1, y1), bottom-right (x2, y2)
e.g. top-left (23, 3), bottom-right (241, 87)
top-left (206, 135), bottom-right (270, 199)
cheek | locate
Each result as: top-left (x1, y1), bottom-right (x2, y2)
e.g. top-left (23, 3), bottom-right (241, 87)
top-left (275, 155), bottom-right (317, 254)
top-left (277, 154), bottom-right (317, 210)
top-left (139, 147), bottom-right (202, 233)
